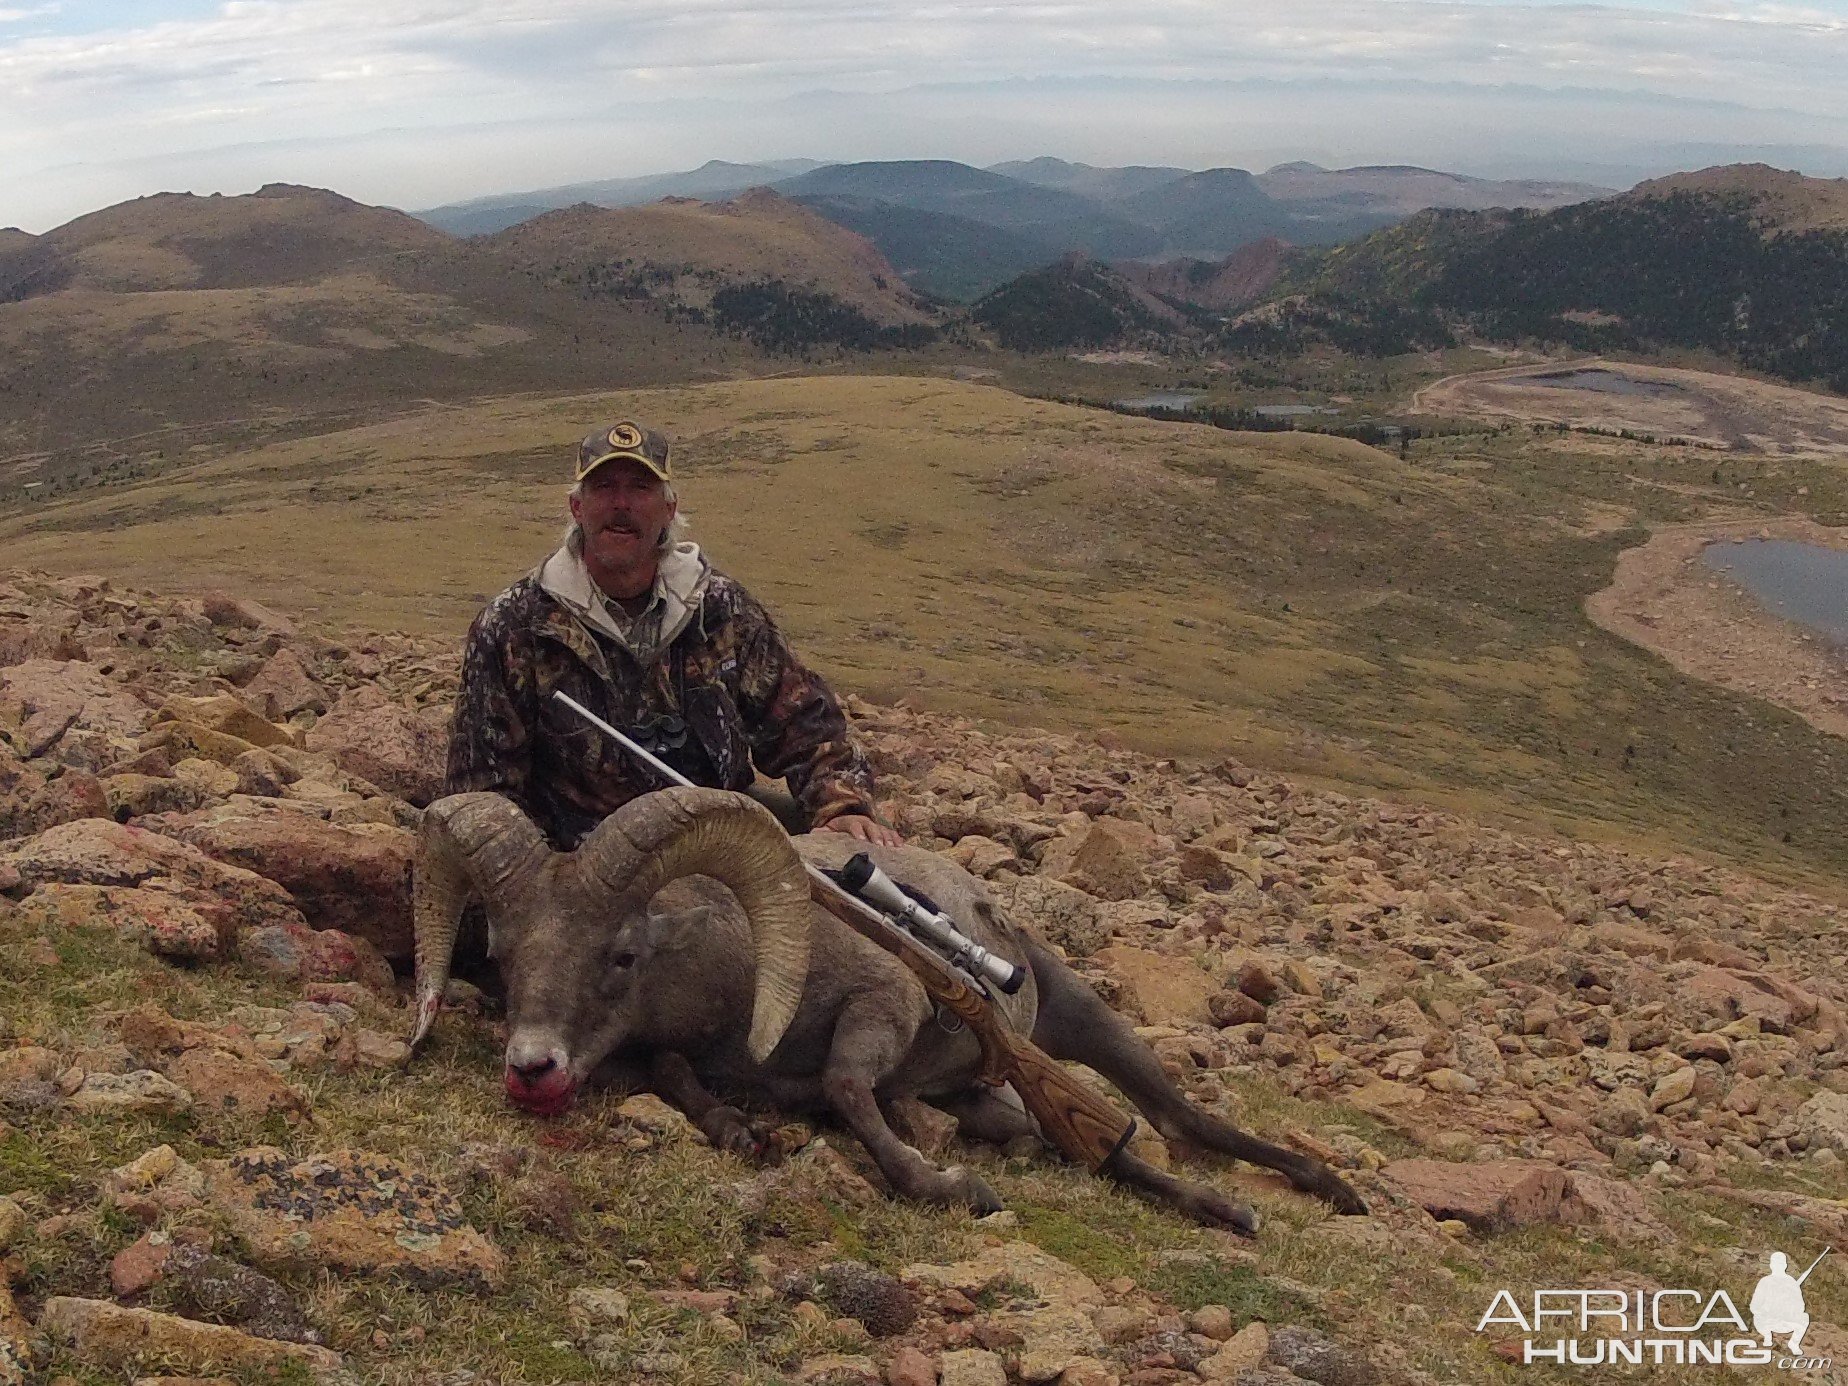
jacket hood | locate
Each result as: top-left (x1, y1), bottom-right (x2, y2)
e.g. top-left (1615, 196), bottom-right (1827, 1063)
top-left (536, 540), bottom-right (713, 654)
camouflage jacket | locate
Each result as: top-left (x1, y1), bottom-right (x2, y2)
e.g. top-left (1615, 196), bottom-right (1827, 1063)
top-left (445, 542), bottom-right (877, 850)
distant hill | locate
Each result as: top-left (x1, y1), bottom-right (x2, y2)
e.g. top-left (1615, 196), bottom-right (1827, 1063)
top-left (0, 183), bottom-right (777, 460)
top-left (969, 255), bottom-right (1184, 351)
top-left (1109, 168), bottom-right (1296, 256)
top-left (424, 203), bottom-right (554, 238)
top-left (988, 157), bottom-right (1191, 202)
top-left (414, 159), bottom-right (827, 236)
top-left (0, 184), bottom-right (448, 299)
top-left (0, 228), bottom-right (35, 253)
top-left (409, 157), bottom-right (1614, 300)
top-left (774, 160), bottom-right (1164, 260)
top-left (1628, 163), bottom-right (1848, 232)
top-left (1115, 238), bottom-right (1296, 314)
top-left (788, 195), bottom-right (1059, 301)
top-left (1300, 164), bottom-right (1848, 389)
top-left (1256, 163), bottom-right (1612, 220)
top-left (482, 188), bottom-right (930, 327)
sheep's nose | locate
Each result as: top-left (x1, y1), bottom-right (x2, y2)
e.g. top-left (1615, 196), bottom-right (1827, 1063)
top-left (504, 1035), bottom-right (568, 1079)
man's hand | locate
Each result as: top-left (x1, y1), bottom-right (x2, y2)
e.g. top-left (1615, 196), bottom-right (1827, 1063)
top-left (818, 814), bottom-right (904, 847)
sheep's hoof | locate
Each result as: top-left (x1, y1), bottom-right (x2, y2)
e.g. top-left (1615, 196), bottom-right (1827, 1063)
top-left (956, 1169), bottom-right (1005, 1217)
top-left (1183, 1184), bottom-right (1260, 1236)
top-left (912, 1165), bottom-right (1004, 1216)
top-left (699, 1107), bottom-right (763, 1159)
top-left (1307, 1170), bottom-right (1368, 1216)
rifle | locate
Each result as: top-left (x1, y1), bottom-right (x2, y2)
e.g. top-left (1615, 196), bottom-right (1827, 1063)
top-left (551, 690), bottom-right (1141, 1177)
top-left (1796, 1247), bottom-right (1829, 1287)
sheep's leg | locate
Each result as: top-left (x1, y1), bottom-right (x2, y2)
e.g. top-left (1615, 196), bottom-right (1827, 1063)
top-left (931, 1086), bottom-right (1039, 1147)
top-left (646, 1051), bottom-right (762, 1158)
top-left (822, 1001), bottom-right (1003, 1215)
top-left (1024, 936), bottom-right (1367, 1215)
top-left (930, 1082), bottom-right (1256, 1231)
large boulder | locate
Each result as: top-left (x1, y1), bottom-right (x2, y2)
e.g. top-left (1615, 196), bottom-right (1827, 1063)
top-left (0, 594), bottom-right (83, 668)
top-left (12, 883), bottom-right (223, 961)
top-left (37, 1297), bottom-right (340, 1377)
top-left (0, 747), bottom-right (109, 841)
top-left (241, 647), bottom-right (329, 719)
top-left (1664, 964), bottom-right (1804, 1034)
top-left (0, 818), bottom-right (307, 950)
top-left (1380, 1158), bottom-right (1586, 1232)
top-left (1796, 1090), bottom-right (1848, 1155)
top-left (1093, 943), bottom-right (1216, 1026)
top-left (1004, 874), bottom-right (1110, 956)
top-left (1038, 820), bottom-right (1152, 901)
top-left (0, 659), bottom-right (149, 761)
top-left (306, 685), bottom-right (447, 807)
top-left (200, 591), bottom-right (296, 637)
top-left (118, 1006), bottom-right (308, 1124)
top-left (203, 1147), bottom-right (505, 1288)
top-left (151, 695), bottom-right (297, 750)
top-left (151, 803), bottom-right (414, 961)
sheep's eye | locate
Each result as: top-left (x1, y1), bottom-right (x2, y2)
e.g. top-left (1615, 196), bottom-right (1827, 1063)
top-left (611, 951), bottom-right (637, 970)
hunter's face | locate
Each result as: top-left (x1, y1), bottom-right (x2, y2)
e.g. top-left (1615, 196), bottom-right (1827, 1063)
top-left (571, 459), bottom-right (676, 575)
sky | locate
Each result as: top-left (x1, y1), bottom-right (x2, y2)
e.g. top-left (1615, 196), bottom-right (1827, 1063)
top-left (4, 0), bottom-right (1848, 231)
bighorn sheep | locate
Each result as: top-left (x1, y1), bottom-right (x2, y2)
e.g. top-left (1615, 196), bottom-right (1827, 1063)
top-left (411, 785), bottom-right (1366, 1229)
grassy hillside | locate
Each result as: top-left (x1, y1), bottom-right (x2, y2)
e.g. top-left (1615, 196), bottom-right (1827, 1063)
top-left (5, 375), bottom-right (1848, 891)
top-left (0, 184), bottom-right (448, 297)
top-left (1300, 168), bottom-right (1848, 391)
top-left (971, 260), bottom-right (1185, 351)
top-left (483, 189), bottom-right (932, 327)
top-left (790, 196), bottom-right (1058, 301)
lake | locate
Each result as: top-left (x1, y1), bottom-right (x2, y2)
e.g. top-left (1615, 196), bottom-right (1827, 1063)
top-left (1252, 404), bottom-right (1340, 418)
top-left (1702, 540), bottom-right (1848, 644)
top-left (1516, 369), bottom-right (1685, 400)
top-left (1114, 391), bottom-right (1206, 411)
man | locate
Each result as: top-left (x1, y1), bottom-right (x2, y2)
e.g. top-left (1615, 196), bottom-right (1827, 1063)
top-left (446, 419), bottom-right (902, 851)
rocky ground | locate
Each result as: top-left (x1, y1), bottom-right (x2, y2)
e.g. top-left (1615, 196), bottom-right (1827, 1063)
top-left (1, 567), bottom-right (1845, 1385)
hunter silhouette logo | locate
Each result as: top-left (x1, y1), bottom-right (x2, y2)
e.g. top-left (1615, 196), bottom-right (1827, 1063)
top-left (1477, 1247), bottom-right (1832, 1370)
top-left (1753, 1250), bottom-right (1828, 1356)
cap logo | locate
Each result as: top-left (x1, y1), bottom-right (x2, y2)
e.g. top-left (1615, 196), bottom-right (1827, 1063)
top-left (608, 423), bottom-right (642, 451)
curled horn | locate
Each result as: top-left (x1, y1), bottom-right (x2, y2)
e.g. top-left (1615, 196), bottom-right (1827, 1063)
top-left (579, 786), bottom-right (811, 1062)
top-left (409, 792), bottom-right (549, 1052)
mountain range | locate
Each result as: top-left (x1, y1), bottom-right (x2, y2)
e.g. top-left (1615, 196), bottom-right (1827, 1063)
top-left (5, 163), bottom-right (1844, 471)
top-left (970, 164), bottom-right (1848, 392)
top-left (414, 157), bottom-right (1611, 299)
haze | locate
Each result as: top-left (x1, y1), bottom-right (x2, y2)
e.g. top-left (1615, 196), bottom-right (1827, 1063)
top-left (5, 0), bottom-right (1848, 231)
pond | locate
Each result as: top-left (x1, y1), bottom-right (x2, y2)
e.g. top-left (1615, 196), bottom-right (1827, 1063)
top-left (1252, 403), bottom-right (1340, 418)
top-left (1702, 540), bottom-right (1848, 645)
top-left (1515, 369), bottom-right (1685, 400)
top-left (1113, 391), bottom-right (1206, 411)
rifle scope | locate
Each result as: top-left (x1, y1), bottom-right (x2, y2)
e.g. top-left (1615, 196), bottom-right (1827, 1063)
top-left (839, 853), bottom-right (1028, 996)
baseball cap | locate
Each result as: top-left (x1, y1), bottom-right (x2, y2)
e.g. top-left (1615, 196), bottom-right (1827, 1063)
top-left (575, 421), bottom-right (672, 483)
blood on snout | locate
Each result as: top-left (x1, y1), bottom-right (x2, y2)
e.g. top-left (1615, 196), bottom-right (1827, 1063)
top-left (504, 1065), bottom-right (578, 1116)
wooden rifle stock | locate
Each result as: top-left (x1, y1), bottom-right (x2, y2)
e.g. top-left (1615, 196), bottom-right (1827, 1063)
top-left (806, 879), bottom-right (1139, 1175)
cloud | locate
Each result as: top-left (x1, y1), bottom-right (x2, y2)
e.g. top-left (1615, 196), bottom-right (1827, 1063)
top-left (3, 0), bottom-right (1846, 228)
